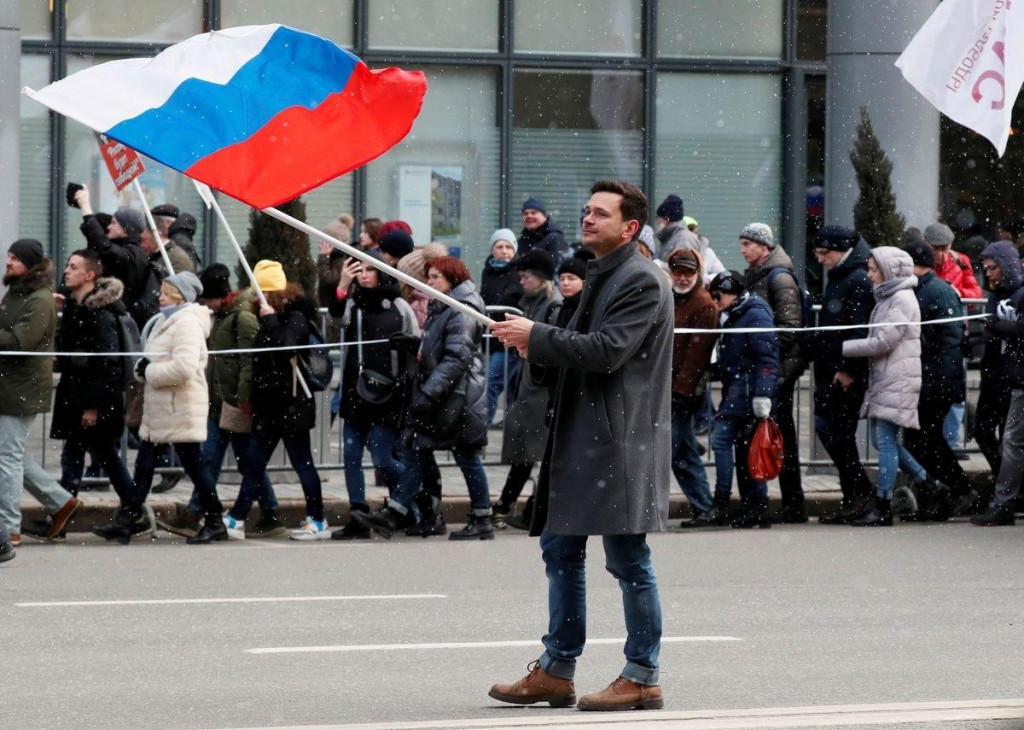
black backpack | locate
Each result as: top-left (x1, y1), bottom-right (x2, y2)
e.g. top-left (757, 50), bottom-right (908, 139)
top-left (114, 310), bottom-right (142, 385)
top-left (128, 263), bottom-right (163, 329)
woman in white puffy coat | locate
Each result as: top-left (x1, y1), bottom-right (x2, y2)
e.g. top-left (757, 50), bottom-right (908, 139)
top-left (842, 246), bottom-right (933, 526)
top-left (90, 272), bottom-right (226, 545)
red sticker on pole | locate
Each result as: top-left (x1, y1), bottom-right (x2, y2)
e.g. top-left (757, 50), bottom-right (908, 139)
top-left (96, 133), bottom-right (145, 191)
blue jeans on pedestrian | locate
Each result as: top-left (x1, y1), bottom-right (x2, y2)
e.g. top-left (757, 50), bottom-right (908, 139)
top-left (0, 414), bottom-right (75, 532)
top-left (710, 415), bottom-right (767, 500)
top-left (671, 409), bottom-right (713, 513)
top-left (538, 531), bottom-right (662, 685)
top-left (342, 420), bottom-right (404, 504)
top-left (185, 418), bottom-right (278, 516)
top-left (486, 349), bottom-right (520, 425)
top-left (388, 445), bottom-right (491, 516)
top-left (870, 418), bottom-right (927, 500)
top-left (944, 403), bottom-right (965, 450)
top-left (230, 431), bottom-right (323, 522)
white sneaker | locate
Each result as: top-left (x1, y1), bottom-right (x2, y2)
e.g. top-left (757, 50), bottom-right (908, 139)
top-left (290, 517), bottom-right (330, 541)
top-left (223, 514), bottom-right (246, 541)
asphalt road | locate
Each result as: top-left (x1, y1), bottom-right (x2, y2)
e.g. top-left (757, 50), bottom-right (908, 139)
top-left (2, 522), bottom-right (1023, 730)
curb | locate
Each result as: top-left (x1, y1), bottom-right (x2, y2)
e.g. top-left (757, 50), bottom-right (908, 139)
top-left (20, 493), bottom-right (852, 535)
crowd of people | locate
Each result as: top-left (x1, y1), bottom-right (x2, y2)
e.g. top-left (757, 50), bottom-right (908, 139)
top-left (0, 184), bottom-right (1020, 566)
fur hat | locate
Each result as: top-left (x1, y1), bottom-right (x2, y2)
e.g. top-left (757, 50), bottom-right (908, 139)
top-left (557, 248), bottom-right (595, 280)
top-left (199, 263), bottom-right (232, 300)
top-left (517, 249), bottom-right (556, 281)
top-left (656, 195), bottom-right (684, 222)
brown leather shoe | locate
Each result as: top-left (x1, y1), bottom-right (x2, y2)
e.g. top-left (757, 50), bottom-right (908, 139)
top-left (489, 660), bottom-right (576, 707)
top-left (48, 497), bottom-right (82, 539)
top-left (10, 533), bottom-right (21, 547)
top-left (577, 676), bottom-right (663, 711)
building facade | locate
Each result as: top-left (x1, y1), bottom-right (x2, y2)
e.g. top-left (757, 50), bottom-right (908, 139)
top-left (10, 1), bottom-right (1016, 287)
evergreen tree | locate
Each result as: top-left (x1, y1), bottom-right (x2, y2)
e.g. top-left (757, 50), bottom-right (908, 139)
top-left (850, 106), bottom-right (906, 247)
top-left (237, 197), bottom-right (317, 295)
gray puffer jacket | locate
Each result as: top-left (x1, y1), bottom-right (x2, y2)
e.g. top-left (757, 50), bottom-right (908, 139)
top-left (842, 246), bottom-right (921, 429)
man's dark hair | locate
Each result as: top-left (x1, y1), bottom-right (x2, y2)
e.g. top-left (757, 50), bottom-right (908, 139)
top-left (69, 248), bottom-right (102, 276)
top-left (590, 180), bottom-right (649, 228)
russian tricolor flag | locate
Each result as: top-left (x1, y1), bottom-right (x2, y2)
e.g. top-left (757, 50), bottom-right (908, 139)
top-left (25, 25), bottom-right (427, 209)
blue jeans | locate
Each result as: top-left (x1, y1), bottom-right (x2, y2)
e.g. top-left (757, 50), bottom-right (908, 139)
top-left (870, 418), bottom-right (927, 499)
top-left (944, 403), bottom-right (965, 449)
top-left (231, 432), bottom-right (323, 522)
top-left (0, 414), bottom-right (74, 532)
top-left (342, 420), bottom-right (404, 504)
top-left (670, 409), bottom-right (712, 512)
top-left (486, 350), bottom-right (520, 425)
top-left (389, 445), bottom-right (491, 516)
top-left (538, 531), bottom-right (662, 685)
top-left (710, 416), bottom-right (766, 499)
top-left (186, 418), bottom-right (277, 515)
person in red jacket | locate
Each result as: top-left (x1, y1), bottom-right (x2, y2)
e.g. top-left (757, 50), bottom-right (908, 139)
top-left (925, 222), bottom-right (982, 299)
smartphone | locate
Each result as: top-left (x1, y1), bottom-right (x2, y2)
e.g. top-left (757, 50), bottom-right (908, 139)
top-left (66, 182), bottom-right (83, 208)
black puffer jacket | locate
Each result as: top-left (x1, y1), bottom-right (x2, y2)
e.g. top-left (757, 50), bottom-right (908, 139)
top-left (50, 277), bottom-right (127, 439)
top-left (479, 255), bottom-right (522, 353)
top-left (410, 280), bottom-right (488, 450)
top-left (335, 283), bottom-right (419, 429)
top-left (810, 238), bottom-right (875, 387)
top-left (80, 215), bottom-right (152, 319)
top-left (517, 220), bottom-right (568, 263)
top-left (251, 296), bottom-right (319, 436)
top-left (914, 271), bottom-right (966, 405)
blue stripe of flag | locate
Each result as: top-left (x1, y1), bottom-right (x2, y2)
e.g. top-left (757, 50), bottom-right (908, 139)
top-left (106, 26), bottom-right (358, 172)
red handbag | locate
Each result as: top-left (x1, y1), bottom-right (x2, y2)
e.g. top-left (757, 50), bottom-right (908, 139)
top-left (748, 417), bottom-right (784, 481)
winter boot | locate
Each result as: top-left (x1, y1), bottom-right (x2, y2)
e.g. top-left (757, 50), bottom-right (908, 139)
top-left (449, 514), bottom-right (496, 541)
top-left (730, 495), bottom-right (771, 529)
top-left (352, 505), bottom-right (405, 539)
top-left (850, 497), bottom-right (893, 526)
top-left (90, 508), bottom-right (139, 544)
top-left (332, 502), bottom-right (372, 540)
top-left (406, 493), bottom-right (447, 537)
top-left (712, 493), bottom-right (732, 526)
top-left (971, 502), bottom-right (1016, 526)
top-left (187, 513), bottom-right (229, 544)
top-left (679, 505), bottom-right (719, 529)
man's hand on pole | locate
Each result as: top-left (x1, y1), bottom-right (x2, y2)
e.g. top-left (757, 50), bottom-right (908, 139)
top-left (489, 314), bottom-right (534, 359)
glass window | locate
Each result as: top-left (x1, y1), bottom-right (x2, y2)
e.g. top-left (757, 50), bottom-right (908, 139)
top-left (61, 56), bottom-right (208, 266)
top-left (654, 73), bottom-right (783, 272)
top-left (365, 66), bottom-right (501, 280)
top-left (514, 0), bottom-right (641, 57)
top-left (66, 0), bottom-right (203, 43)
top-left (658, 0), bottom-right (783, 59)
top-left (221, 1), bottom-right (353, 47)
top-left (511, 69), bottom-right (644, 244)
top-left (798, 0), bottom-right (828, 62)
top-left (21, 55), bottom-right (51, 246)
top-left (20, 0), bottom-right (51, 40)
top-left (368, 0), bottom-right (498, 53)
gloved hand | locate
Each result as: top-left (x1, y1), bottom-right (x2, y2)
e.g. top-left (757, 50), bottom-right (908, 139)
top-left (409, 388), bottom-right (434, 416)
top-left (752, 396), bottom-right (772, 420)
top-left (997, 299), bottom-right (1017, 322)
top-left (134, 357), bottom-right (151, 380)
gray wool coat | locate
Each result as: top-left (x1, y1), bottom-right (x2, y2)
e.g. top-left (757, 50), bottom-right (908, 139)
top-left (842, 246), bottom-right (922, 430)
top-left (526, 241), bottom-right (674, 536)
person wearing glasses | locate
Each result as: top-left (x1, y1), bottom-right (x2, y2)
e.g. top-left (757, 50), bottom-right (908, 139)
top-left (666, 248), bottom-right (719, 527)
top-left (707, 271), bottom-right (779, 529)
top-left (808, 226), bottom-right (876, 524)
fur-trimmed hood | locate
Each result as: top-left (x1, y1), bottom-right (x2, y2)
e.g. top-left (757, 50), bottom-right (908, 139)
top-left (7, 259), bottom-right (54, 293)
top-left (81, 276), bottom-right (124, 309)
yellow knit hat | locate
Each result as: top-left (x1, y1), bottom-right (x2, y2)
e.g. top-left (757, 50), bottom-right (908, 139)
top-left (252, 260), bottom-right (287, 292)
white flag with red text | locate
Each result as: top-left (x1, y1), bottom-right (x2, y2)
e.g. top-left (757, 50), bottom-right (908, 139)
top-left (896, 0), bottom-right (1024, 156)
